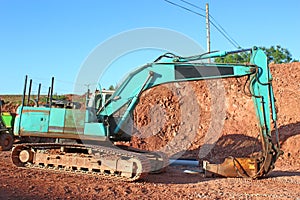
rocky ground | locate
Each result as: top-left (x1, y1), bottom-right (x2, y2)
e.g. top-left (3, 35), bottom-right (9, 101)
top-left (0, 150), bottom-right (300, 200)
top-left (0, 62), bottom-right (300, 199)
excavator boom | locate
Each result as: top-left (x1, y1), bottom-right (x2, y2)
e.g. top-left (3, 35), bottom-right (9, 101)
top-left (99, 46), bottom-right (282, 178)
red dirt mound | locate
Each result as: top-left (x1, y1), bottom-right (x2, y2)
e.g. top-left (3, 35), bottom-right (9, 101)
top-left (132, 62), bottom-right (300, 167)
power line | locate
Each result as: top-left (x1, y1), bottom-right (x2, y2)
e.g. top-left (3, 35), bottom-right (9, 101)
top-left (164, 0), bottom-right (240, 48)
top-left (179, 0), bottom-right (205, 12)
top-left (163, 0), bottom-right (241, 49)
top-left (209, 16), bottom-right (241, 48)
top-left (179, 0), bottom-right (240, 48)
top-left (164, 0), bottom-right (206, 18)
top-left (210, 20), bottom-right (241, 49)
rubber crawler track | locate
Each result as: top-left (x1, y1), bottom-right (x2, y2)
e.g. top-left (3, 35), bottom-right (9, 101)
top-left (11, 143), bottom-right (153, 182)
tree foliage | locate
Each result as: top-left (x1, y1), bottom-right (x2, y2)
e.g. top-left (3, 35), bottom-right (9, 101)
top-left (108, 85), bottom-right (115, 90)
top-left (214, 52), bottom-right (250, 64)
top-left (214, 45), bottom-right (295, 64)
top-left (261, 45), bottom-right (292, 64)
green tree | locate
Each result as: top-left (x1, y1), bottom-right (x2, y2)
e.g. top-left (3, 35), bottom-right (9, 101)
top-left (261, 45), bottom-right (292, 64)
top-left (214, 52), bottom-right (250, 63)
top-left (214, 45), bottom-right (294, 64)
top-left (108, 85), bottom-right (115, 90)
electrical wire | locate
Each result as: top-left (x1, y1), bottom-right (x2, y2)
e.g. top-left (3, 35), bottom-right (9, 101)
top-left (179, 0), bottom-right (206, 11)
top-left (163, 0), bottom-right (242, 49)
top-left (164, 0), bottom-right (206, 17)
top-left (179, 0), bottom-right (241, 48)
top-left (209, 15), bottom-right (241, 49)
top-left (178, 0), bottom-right (241, 48)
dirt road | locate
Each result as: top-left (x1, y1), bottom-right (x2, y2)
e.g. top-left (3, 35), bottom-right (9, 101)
top-left (0, 150), bottom-right (299, 199)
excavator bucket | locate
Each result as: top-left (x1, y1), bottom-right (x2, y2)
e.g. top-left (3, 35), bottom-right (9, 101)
top-left (203, 157), bottom-right (259, 178)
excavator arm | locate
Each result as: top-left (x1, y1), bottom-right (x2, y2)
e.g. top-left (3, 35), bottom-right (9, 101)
top-left (202, 48), bottom-right (283, 178)
top-left (98, 47), bottom-right (282, 178)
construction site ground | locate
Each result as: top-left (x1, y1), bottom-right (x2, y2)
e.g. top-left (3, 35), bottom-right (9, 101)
top-left (0, 63), bottom-right (300, 199)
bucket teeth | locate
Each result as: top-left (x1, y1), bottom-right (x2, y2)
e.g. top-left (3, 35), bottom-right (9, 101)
top-left (203, 157), bottom-right (258, 178)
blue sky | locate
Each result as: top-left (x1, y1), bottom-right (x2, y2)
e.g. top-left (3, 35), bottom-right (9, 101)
top-left (1, 0), bottom-right (299, 94)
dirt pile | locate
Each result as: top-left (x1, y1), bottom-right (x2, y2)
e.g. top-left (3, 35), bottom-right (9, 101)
top-left (1, 102), bottom-right (18, 113)
top-left (132, 62), bottom-right (300, 166)
top-left (271, 62), bottom-right (300, 168)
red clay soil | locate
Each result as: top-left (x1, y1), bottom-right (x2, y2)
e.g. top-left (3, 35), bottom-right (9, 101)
top-left (132, 63), bottom-right (300, 164)
top-left (0, 63), bottom-right (300, 199)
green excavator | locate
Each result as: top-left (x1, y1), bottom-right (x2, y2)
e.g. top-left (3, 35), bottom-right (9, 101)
top-left (10, 47), bottom-right (282, 181)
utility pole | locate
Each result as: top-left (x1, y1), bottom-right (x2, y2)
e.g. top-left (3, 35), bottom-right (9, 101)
top-left (206, 3), bottom-right (211, 62)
